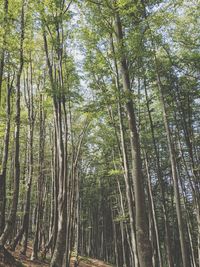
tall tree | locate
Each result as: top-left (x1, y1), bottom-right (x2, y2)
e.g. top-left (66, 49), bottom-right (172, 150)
top-left (0, 0), bottom-right (25, 246)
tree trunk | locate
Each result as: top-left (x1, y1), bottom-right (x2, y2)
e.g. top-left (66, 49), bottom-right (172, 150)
top-left (0, 0), bottom-right (8, 103)
top-left (114, 11), bottom-right (153, 267)
top-left (144, 78), bottom-right (174, 267)
top-left (31, 93), bottom-right (45, 260)
top-left (11, 61), bottom-right (35, 254)
top-left (156, 68), bottom-right (190, 267)
top-left (144, 152), bottom-right (163, 267)
top-left (0, 2), bottom-right (24, 246)
top-left (0, 76), bottom-right (12, 235)
top-left (110, 34), bottom-right (138, 267)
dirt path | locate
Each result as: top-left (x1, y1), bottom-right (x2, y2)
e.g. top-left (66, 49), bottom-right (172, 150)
top-left (71, 257), bottom-right (112, 267)
top-left (8, 246), bottom-right (112, 267)
top-left (11, 246), bottom-right (49, 267)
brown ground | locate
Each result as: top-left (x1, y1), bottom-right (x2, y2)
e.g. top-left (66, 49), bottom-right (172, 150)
top-left (1, 246), bottom-right (112, 267)
top-left (11, 246), bottom-right (49, 267)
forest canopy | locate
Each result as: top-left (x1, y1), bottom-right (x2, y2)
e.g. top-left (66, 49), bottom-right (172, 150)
top-left (0, 1), bottom-right (199, 267)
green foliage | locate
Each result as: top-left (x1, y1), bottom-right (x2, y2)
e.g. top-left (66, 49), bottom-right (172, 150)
top-left (0, 0), bottom-right (199, 266)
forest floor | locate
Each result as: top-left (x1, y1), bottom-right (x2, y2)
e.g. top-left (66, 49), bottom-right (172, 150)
top-left (1, 245), bottom-right (113, 267)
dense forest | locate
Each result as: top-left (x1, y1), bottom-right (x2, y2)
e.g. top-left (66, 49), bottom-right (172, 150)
top-left (0, 0), bottom-right (199, 267)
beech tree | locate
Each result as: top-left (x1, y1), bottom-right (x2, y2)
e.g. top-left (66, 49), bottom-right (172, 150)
top-left (0, 1), bottom-right (199, 267)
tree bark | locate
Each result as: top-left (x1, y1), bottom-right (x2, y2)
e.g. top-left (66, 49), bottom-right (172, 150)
top-left (0, 76), bottom-right (13, 235)
top-left (0, 2), bottom-right (24, 246)
top-left (114, 10), bottom-right (153, 267)
top-left (156, 67), bottom-right (190, 267)
top-left (31, 93), bottom-right (45, 260)
top-left (144, 78), bottom-right (174, 267)
top-left (144, 152), bottom-right (163, 267)
top-left (0, 0), bottom-right (8, 103)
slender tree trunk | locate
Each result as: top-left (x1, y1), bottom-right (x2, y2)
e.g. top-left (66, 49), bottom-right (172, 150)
top-left (42, 16), bottom-right (69, 265)
top-left (11, 61), bottom-right (35, 254)
top-left (111, 209), bottom-right (119, 267)
top-left (52, 128), bottom-right (59, 253)
top-left (0, 0), bottom-right (8, 103)
top-left (110, 34), bottom-right (138, 267)
top-left (0, 76), bottom-right (13, 235)
top-left (114, 11), bottom-right (153, 267)
top-left (144, 78), bottom-right (174, 267)
top-left (50, 99), bottom-right (68, 267)
top-left (144, 153), bottom-right (163, 267)
top-left (31, 93), bottom-right (45, 260)
top-left (156, 69), bottom-right (190, 267)
top-left (73, 171), bottom-right (80, 264)
top-left (178, 168), bottom-right (197, 267)
top-left (21, 63), bottom-right (34, 255)
top-left (175, 91), bottom-right (200, 266)
top-left (0, 2), bottom-right (24, 246)
top-left (116, 178), bottom-right (130, 267)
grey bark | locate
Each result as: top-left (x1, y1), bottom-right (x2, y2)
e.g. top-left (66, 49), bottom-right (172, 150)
top-left (0, 2), bottom-right (24, 246)
top-left (114, 11), bottom-right (153, 267)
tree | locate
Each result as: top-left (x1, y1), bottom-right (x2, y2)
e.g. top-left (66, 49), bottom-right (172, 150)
top-left (0, 1), bottom-right (199, 266)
